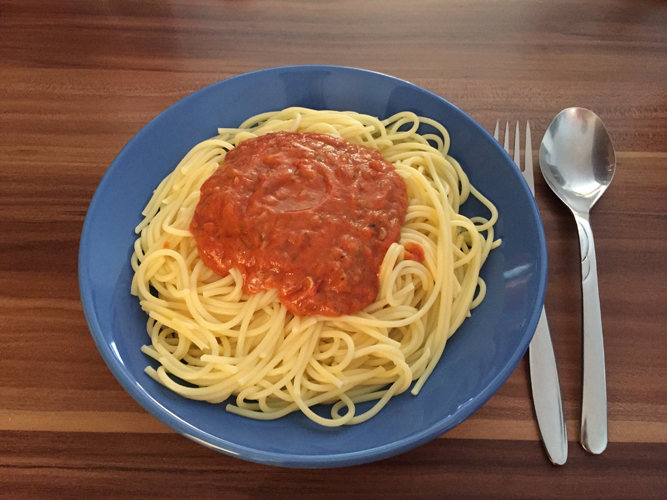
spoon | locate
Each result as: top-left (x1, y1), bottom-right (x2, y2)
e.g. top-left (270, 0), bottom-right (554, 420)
top-left (539, 108), bottom-right (616, 455)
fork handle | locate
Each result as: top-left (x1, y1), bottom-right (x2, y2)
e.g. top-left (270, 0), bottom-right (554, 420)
top-left (574, 211), bottom-right (608, 454)
top-left (529, 308), bottom-right (568, 465)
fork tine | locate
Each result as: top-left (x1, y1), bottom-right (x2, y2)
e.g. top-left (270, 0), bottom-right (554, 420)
top-left (524, 121), bottom-right (534, 191)
top-left (494, 120), bottom-right (499, 141)
top-left (514, 121), bottom-right (521, 169)
top-left (503, 121), bottom-right (510, 154)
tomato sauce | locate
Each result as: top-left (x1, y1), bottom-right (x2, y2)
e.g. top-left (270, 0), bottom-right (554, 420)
top-left (403, 242), bottom-right (425, 263)
top-left (190, 131), bottom-right (408, 317)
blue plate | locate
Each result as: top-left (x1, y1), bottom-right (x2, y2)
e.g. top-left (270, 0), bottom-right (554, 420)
top-left (79, 65), bottom-right (547, 468)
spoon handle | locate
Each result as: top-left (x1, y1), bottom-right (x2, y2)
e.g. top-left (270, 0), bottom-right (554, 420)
top-left (573, 212), bottom-right (608, 454)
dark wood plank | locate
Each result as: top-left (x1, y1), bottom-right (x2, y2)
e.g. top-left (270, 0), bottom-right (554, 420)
top-left (2, 1), bottom-right (666, 83)
top-left (1, 431), bottom-right (666, 500)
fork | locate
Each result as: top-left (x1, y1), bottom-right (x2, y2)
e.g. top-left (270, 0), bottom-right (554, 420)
top-left (495, 121), bottom-right (568, 465)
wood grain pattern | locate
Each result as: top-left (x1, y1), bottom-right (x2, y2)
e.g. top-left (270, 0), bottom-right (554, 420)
top-left (2, 431), bottom-right (667, 500)
top-left (1, 0), bottom-right (666, 498)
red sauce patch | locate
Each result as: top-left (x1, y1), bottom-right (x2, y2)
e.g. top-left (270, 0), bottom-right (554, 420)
top-left (403, 242), bottom-right (425, 263)
top-left (190, 131), bottom-right (408, 317)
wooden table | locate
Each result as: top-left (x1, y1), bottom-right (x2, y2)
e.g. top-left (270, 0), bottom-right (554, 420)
top-left (2, 1), bottom-right (666, 498)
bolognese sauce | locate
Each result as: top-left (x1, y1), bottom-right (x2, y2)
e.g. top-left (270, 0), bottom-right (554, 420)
top-left (190, 131), bottom-right (410, 317)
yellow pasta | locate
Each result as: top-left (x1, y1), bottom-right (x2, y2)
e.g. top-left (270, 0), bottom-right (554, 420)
top-left (130, 107), bottom-right (500, 426)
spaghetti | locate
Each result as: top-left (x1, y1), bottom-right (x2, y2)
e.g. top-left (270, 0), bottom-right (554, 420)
top-left (130, 108), bottom-right (500, 426)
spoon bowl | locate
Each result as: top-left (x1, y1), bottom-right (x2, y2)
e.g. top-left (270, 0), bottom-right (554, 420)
top-left (539, 107), bottom-right (616, 455)
top-left (540, 108), bottom-right (616, 215)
